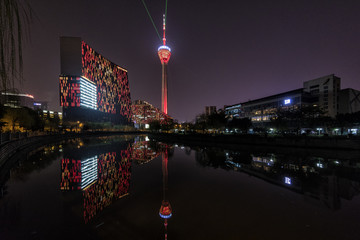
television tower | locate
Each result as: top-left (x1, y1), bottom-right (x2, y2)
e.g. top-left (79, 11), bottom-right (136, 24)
top-left (158, 14), bottom-right (171, 115)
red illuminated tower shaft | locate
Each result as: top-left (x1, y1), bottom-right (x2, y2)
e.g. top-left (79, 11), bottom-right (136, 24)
top-left (161, 62), bottom-right (168, 114)
top-left (158, 14), bottom-right (171, 115)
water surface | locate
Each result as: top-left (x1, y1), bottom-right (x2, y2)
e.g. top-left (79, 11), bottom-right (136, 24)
top-left (1, 135), bottom-right (360, 240)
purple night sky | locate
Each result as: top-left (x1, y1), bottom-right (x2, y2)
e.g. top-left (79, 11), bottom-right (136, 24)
top-left (18, 0), bottom-right (360, 122)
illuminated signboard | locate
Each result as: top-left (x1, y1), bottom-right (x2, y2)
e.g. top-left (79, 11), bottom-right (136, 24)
top-left (284, 99), bottom-right (291, 105)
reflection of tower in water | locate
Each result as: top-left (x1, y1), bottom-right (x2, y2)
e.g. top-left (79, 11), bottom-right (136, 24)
top-left (159, 148), bottom-right (172, 240)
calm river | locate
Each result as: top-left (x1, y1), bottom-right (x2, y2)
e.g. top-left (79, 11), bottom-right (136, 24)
top-left (1, 134), bottom-right (360, 240)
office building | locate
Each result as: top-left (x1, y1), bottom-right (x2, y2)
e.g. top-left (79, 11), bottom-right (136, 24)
top-left (224, 104), bottom-right (241, 120)
top-left (59, 37), bottom-right (132, 124)
top-left (240, 89), bottom-right (315, 122)
top-left (33, 101), bottom-right (48, 111)
top-left (205, 106), bottom-right (217, 116)
top-left (0, 92), bottom-right (34, 109)
top-left (303, 74), bottom-right (341, 118)
top-left (224, 74), bottom-right (347, 123)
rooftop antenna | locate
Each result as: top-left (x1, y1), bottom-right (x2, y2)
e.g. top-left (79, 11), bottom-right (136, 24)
top-left (162, 14), bottom-right (166, 46)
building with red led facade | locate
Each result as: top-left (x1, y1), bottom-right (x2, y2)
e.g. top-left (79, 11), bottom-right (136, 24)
top-left (132, 100), bottom-right (172, 128)
top-left (59, 37), bottom-right (132, 124)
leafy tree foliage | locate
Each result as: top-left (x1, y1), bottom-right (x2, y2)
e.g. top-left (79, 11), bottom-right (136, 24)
top-left (0, 0), bottom-right (32, 91)
top-left (1, 106), bottom-right (43, 132)
top-left (194, 112), bottom-right (226, 132)
top-left (226, 118), bottom-right (252, 133)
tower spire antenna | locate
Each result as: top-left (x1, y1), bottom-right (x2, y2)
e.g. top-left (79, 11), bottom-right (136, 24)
top-left (162, 14), bottom-right (166, 46)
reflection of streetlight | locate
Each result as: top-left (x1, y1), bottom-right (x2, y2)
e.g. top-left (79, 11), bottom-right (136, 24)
top-left (316, 128), bottom-right (322, 136)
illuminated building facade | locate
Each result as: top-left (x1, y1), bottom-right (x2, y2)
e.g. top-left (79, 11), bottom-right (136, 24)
top-left (59, 37), bottom-right (132, 124)
top-left (224, 74), bottom-right (358, 123)
top-left (0, 92), bottom-right (34, 109)
top-left (225, 89), bottom-right (315, 123)
top-left (241, 89), bottom-right (314, 123)
top-left (132, 100), bottom-right (172, 128)
top-left (224, 104), bottom-right (242, 120)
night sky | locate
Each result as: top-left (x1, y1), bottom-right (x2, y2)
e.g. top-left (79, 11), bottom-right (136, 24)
top-left (19, 0), bottom-right (360, 122)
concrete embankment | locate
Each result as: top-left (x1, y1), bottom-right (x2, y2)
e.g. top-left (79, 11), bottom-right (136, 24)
top-left (150, 133), bottom-right (360, 151)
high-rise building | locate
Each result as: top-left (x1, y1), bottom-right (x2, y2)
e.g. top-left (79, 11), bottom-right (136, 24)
top-left (205, 106), bottom-right (217, 116)
top-left (33, 101), bottom-right (48, 111)
top-left (59, 37), bottom-right (132, 124)
top-left (303, 74), bottom-right (341, 118)
top-left (158, 15), bottom-right (171, 115)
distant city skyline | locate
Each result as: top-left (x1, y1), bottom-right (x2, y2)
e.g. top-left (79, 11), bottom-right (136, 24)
top-left (17, 0), bottom-right (360, 122)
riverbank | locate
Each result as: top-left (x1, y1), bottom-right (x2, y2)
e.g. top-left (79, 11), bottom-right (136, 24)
top-left (0, 131), bottom-right (141, 169)
top-left (150, 132), bottom-right (360, 150)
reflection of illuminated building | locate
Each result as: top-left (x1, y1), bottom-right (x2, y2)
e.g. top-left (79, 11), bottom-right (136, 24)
top-left (60, 144), bottom-right (132, 223)
top-left (83, 151), bottom-right (131, 223)
top-left (251, 155), bottom-right (275, 172)
top-left (131, 140), bottom-right (161, 164)
top-left (159, 147), bottom-right (172, 240)
top-left (224, 151), bottom-right (343, 210)
top-left (61, 159), bottom-right (82, 190)
top-left (81, 156), bottom-right (98, 190)
top-left (59, 37), bottom-right (132, 124)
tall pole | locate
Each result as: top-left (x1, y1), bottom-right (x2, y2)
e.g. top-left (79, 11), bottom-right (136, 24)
top-left (158, 14), bottom-right (171, 115)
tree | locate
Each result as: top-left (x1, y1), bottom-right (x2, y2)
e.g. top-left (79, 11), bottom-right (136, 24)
top-left (149, 120), bottom-right (161, 131)
top-left (1, 106), bottom-right (43, 132)
top-left (270, 106), bottom-right (327, 134)
top-left (207, 111), bottom-right (226, 130)
top-left (227, 118), bottom-right (252, 133)
top-left (0, 104), bottom-right (6, 131)
top-left (194, 112), bottom-right (226, 132)
top-left (19, 107), bottom-right (44, 131)
top-left (0, 0), bottom-right (32, 91)
top-left (2, 107), bottom-right (22, 132)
